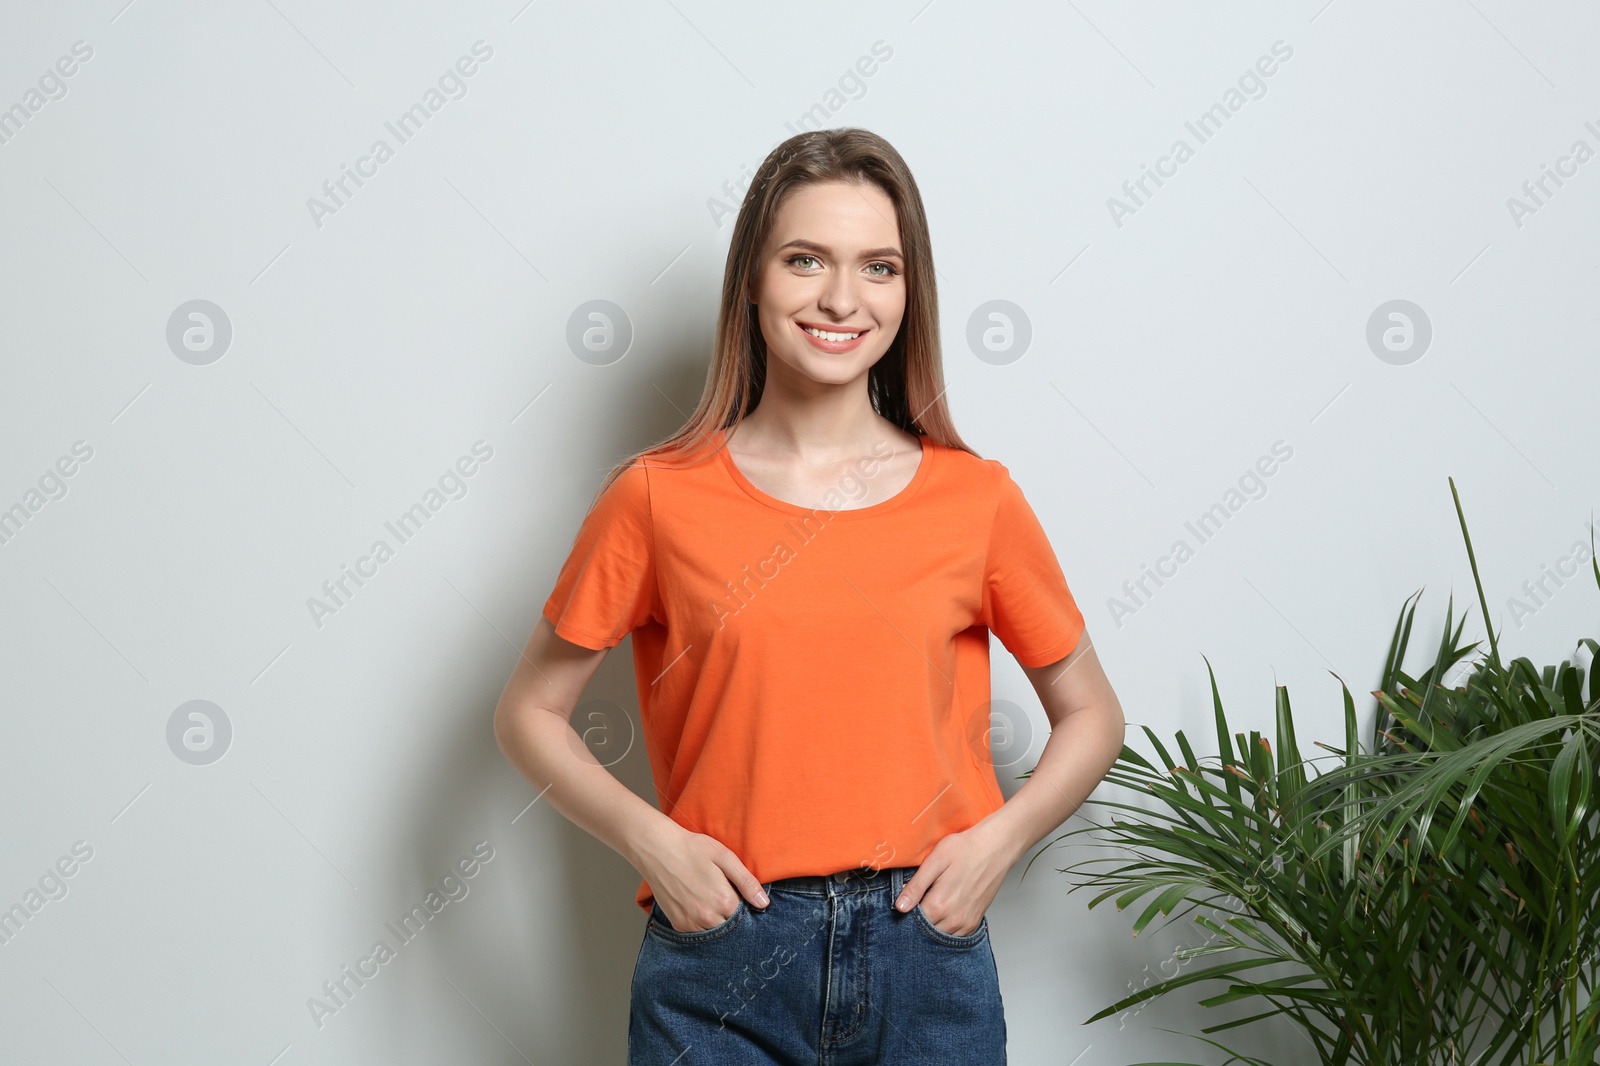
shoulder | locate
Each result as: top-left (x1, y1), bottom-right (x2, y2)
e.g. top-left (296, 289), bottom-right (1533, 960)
top-left (585, 459), bottom-right (654, 525)
top-left (590, 442), bottom-right (722, 510)
top-left (928, 439), bottom-right (1012, 499)
top-left (599, 458), bottom-right (651, 493)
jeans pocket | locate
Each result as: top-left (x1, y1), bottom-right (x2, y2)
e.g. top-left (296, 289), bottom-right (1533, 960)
top-left (912, 902), bottom-right (988, 948)
top-left (648, 898), bottom-right (746, 945)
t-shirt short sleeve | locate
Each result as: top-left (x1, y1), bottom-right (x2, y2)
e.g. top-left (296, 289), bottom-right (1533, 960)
top-left (541, 461), bottom-right (657, 651)
top-left (980, 465), bottom-right (1086, 668)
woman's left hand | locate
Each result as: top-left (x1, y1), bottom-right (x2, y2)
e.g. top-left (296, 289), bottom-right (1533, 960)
top-left (892, 819), bottom-right (1019, 937)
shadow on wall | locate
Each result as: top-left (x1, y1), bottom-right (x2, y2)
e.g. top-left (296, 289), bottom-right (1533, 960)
top-left (372, 629), bottom-right (658, 1063)
top-left (379, 341), bottom-right (706, 1059)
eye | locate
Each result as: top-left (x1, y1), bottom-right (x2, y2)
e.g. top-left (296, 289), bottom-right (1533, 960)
top-left (866, 262), bottom-right (899, 278)
top-left (787, 254), bottom-right (820, 270)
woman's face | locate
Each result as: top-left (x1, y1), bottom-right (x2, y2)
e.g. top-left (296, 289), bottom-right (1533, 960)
top-left (750, 179), bottom-right (907, 389)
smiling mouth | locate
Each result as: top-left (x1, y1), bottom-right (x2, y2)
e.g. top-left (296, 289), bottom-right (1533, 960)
top-left (797, 323), bottom-right (870, 341)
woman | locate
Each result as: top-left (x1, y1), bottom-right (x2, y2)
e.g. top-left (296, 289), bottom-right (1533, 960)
top-left (494, 127), bottom-right (1126, 1065)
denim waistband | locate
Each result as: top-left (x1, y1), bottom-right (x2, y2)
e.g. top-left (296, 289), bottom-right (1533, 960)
top-left (764, 864), bottom-right (914, 898)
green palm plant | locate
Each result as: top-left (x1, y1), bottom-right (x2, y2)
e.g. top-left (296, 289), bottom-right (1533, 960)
top-left (1044, 478), bottom-right (1600, 1065)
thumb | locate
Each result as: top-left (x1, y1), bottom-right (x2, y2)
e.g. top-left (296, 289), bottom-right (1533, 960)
top-left (895, 860), bottom-right (938, 912)
top-left (716, 854), bottom-right (771, 909)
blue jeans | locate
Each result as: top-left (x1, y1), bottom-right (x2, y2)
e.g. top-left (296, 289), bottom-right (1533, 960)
top-left (628, 864), bottom-right (1006, 1065)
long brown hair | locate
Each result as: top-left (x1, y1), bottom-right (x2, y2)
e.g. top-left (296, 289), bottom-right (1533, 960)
top-left (592, 127), bottom-right (977, 502)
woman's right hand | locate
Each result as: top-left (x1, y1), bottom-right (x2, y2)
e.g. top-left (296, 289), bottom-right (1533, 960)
top-left (635, 822), bottom-right (770, 932)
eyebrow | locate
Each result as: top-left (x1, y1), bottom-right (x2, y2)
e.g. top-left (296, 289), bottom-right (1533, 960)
top-left (777, 238), bottom-right (904, 260)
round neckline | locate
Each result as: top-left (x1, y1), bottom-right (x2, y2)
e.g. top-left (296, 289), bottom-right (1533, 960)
top-left (715, 427), bottom-right (934, 519)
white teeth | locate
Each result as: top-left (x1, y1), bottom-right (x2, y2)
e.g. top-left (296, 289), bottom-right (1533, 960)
top-left (803, 326), bottom-right (861, 342)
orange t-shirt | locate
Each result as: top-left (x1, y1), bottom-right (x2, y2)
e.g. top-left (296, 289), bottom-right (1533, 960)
top-left (541, 427), bottom-right (1086, 914)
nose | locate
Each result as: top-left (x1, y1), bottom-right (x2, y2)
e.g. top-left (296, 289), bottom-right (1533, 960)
top-left (815, 271), bottom-right (862, 320)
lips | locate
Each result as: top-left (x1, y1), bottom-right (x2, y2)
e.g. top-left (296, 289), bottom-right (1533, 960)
top-left (796, 321), bottom-right (869, 337)
top-left (795, 320), bottom-right (870, 353)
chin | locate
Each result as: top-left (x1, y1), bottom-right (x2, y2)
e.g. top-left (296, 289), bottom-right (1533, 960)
top-left (783, 346), bottom-right (885, 384)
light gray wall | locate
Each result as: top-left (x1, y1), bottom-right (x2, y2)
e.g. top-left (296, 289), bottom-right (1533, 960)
top-left (2, 1), bottom-right (1596, 1063)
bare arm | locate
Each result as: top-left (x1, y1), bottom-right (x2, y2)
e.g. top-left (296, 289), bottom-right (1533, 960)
top-left (492, 616), bottom-right (769, 929)
top-left (491, 616), bottom-right (665, 869)
top-left (982, 629), bottom-right (1127, 869)
top-left (892, 628), bottom-right (1126, 933)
